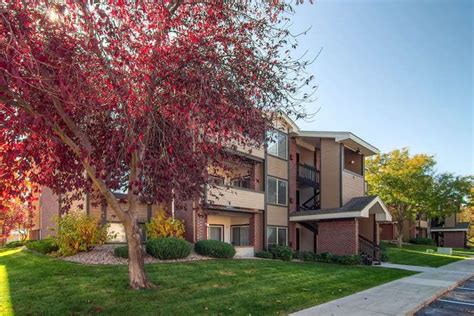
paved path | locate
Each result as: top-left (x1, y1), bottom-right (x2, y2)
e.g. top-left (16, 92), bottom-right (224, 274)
top-left (291, 258), bottom-right (474, 316)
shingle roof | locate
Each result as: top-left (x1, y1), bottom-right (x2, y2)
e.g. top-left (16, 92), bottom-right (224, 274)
top-left (291, 196), bottom-right (378, 217)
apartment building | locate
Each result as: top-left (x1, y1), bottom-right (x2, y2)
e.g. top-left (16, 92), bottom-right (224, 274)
top-left (430, 213), bottom-right (469, 248)
top-left (31, 115), bottom-right (392, 259)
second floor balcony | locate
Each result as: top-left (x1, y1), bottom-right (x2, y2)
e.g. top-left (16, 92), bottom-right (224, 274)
top-left (297, 163), bottom-right (320, 188)
top-left (205, 184), bottom-right (264, 211)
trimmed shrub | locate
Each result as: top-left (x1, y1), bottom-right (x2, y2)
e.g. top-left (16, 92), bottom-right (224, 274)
top-left (297, 251), bottom-right (362, 265)
top-left (55, 212), bottom-right (111, 256)
top-left (255, 251), bottom-right (273, 259)
top-left (270, 245), bottom-right (293, 261)
top-left (5, 240), bottom-right (26, 248)
top-left (114, 245), bottom-right (129, 259)
top-left (194, 240), bottom-right (236, 258)
top-left (409, 237), bottom-right (435, 245)
top-left (379, 242), bottom-right (389, 262)
top-left (146, 210), bottom-right (185, 239)
top-left (26, 239), bottom-right (58, 254)
top-left (146, 237), bottom-right (191, 260)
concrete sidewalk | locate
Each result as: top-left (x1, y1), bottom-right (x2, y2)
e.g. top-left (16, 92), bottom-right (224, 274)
top-left (291, 258), bottom-right (474, 316)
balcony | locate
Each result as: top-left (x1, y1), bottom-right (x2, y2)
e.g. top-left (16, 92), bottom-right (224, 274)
top-left (297, 163), bottom-right (320, 187)
top-left (206, 185), bottom-right (264, 210)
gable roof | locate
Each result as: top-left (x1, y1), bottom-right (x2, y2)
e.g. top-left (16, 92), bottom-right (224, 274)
top-left (290, 196), bottom-right (392, 222)
top-left (295, 131), bottom-right (379, 156)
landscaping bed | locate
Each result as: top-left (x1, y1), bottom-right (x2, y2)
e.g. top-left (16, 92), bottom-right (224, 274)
top-left (61, 244), bottom-right (208, 265)
top-left (0, 247), bottom-right (415, 315)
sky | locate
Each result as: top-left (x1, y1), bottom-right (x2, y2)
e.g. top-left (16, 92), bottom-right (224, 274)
top-left (288, 0), bottom-right (473, 175)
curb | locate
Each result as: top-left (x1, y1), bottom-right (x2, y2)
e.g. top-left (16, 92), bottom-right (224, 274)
top-left (406, 271), bottom-right (474, 315)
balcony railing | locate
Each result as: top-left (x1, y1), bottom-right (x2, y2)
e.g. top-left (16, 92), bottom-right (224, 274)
top-left (297, 163), bottom-right (320, 187)
top-left (206, 185), bottom-right (264, 210)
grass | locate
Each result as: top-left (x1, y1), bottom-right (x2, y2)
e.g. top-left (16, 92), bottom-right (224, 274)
top-left (0, 248), bottom-right (414, 315)
top-left (384, 243), bottom-right (474, 267)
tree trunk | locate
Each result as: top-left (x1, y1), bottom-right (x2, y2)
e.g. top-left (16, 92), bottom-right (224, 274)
top-left (124, 215), bottom-right (154, 289)
top-left (396, 220), bottom-right (403, 248)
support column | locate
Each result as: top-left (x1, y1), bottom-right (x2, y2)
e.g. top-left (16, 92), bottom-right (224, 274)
top-left (250, 213), bottom-right (263, 252)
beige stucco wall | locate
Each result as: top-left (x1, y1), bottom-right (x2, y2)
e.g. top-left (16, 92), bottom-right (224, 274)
top-left (267, 155), bottom-right (288, 179)
top-left (298, 224), bottom-right (314, 251)
top-left (342, 170), bottom-right (365, 204)
top-left (207, 214), bottom-right (251, 243)
top-left (320, 139), bottom-right (341, 208)
top-left (445, 214), bottom-right (456, 227)
top-left (267, 205), bottom-right (288, 226)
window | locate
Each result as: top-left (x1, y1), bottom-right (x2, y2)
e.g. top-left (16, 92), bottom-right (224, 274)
top-left (208, 175), bottom-right (224, 186)
top-left (208, 225), bottom-right (223, 241)
top-left (231, 226), bottom-right (250, 246)
top-left (267, 226), bottom-right (287, 247)
top-left (231, 176), bottom-right (251, 189)
top-left (267, 177), bottom-right (287, 205)
top-left (267, 130), bottom-right (288, 159)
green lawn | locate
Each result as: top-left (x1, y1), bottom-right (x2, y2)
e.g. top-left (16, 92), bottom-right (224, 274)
top-left (384, 243), bottom-right (474, 267)
top-left (0, 248), bottom-right (414, 315)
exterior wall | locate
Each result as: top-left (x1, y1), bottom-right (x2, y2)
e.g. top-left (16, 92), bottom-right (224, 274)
top-left (39, 187), bottom-right (60, 238)
top-left (175, 202), bottom-right (195, 242)
top-left (250, 213), bottom-right (264, 252)
top-left (380, 223), bottom-right (397, 241)
top-left (444, 231), bottom-right (465, 248)
top-left (206, 186), bottom-right (264, 210)
top-left (342, 171), bottom-right (365, 205)
top-left (266, 205), bottom-right (288, 226)
top-left (267, 155), bottom-right (288, 179)
top-left (444, 214), bottom-right (456, 227)
top-left (359, 214), bottom-right (375, 242)
top-left (289, 138), bottom-right (298, 214)
top-left (317, 219), bottom-right (358, 255)
top-left (320, 139), bottom-right (341, 208)
top-left (299, 225), bottom-right (315, 251)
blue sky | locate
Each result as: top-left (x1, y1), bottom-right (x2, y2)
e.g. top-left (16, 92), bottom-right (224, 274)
top-left (289, 0), bottom-right (473, 175)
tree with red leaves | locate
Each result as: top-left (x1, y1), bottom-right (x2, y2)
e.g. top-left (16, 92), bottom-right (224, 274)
top-left (0, 1), bottom-right (314, 289)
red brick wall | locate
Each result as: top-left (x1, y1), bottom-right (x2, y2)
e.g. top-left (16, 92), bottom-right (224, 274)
top-left (175, 201), bottom-right (195, 242)
top-left (250, 213), bottom-right (264, 252)
top-left (289, 138), bottom-right (297, 213)
top-left (39, 187), bottom-right (60, 238)
top-left (317, 219), bottom-right (358, 255)
top-left (195, 210), bottom-right (208, 241)
top-left (444, 231), bottom-right (465, 248)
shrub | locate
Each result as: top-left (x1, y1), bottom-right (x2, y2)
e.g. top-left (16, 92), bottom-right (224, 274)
top-left (26, 239), bottom-right (58, 254)
top-left (114, 245), bottom-right (129, 259)
top-left (255, 251), bottom-right (273, 259)
top-left (409, 237), bottom-right (435, 245)
top-left (146, 237), bottom-right (191, 260)
top-left (146, 209), bottom-right (185, 239)
top-left (297, 251), bottom-right (362, 265)
top-left (270, 245), bottom-right (293, 261)
top-left (379, 242), bottom-right (389, 262)
top-left (194, 240), bottom-right (236, 258)
top-left (55, 212), bottom-right (111, 256)
top-left (5, 240), bottom-right (26, 248)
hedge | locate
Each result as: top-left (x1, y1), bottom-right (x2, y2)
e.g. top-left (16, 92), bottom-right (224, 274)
top-left (270, 245), bottom-right (293, 261)
top-left (409, 237), bottom-right (435, 245)
top-left (194, 240), bottom-right (236, 258)
top-left (114, 245), bottom-right (129, 258)
top-left (295, 251), bottom-right (362, 265)
top-left (26, 239), bottom-right (58, 254)
top-left (146, 237), bottom-right (191, 260)
top-left (255, 251), bottom-right (273, 259)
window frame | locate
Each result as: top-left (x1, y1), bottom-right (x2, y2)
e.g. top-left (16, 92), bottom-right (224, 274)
top-left (208, 175), bottom-right (225, 187)
top-left (208, 224), bottom-right (224, 242)
top-left (266, 226), bottom-right (288, 247)
top-left (267, 176), bottom-right (288, 206)
top-left (266, 130), bottom-right (288, 160)
top-left (231, 225), bottom-right (250, 246)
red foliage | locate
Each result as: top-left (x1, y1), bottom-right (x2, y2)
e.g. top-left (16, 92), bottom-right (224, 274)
top-left (0, 0), bottom-right (313, 286)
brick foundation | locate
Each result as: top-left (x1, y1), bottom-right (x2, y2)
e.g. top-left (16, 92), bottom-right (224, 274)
top-left (317, 219), bottom-right (358, 255)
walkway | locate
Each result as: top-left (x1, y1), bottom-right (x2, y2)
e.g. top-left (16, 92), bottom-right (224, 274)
top-left (291, 258), bottom-right (474, 316)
